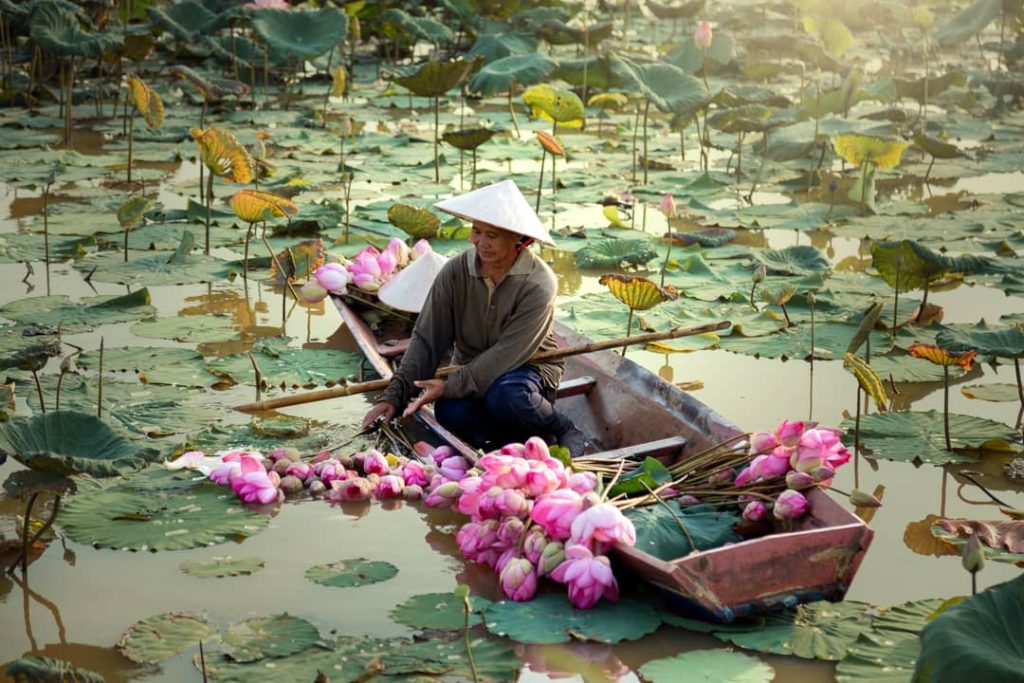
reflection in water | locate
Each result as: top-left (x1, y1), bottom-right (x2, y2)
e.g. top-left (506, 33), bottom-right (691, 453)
top-left (545, 249), bottom-right (583, 297)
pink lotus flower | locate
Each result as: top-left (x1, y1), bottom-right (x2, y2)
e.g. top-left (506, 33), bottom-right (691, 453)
top-left (497, 516), bottom-right (526, 545)
top-left (457, 519), bottom-right (499, 560)
top-left (456, 476), bottom-right (486, 516)
top-left (352, 247), bottom-right (382, 278)
top-left (566, 471), bottom-right (598, 494)
top-left (531, 489), bottom-right (584, 540)
top-left (387, 237), bottom-right (411, 268)
top-left (475, 486), bottom-right (506, 520)
top-left (774, 489), bottom-right (810, 520)
top-left (375, 474), bottom-right (405, 499)
top-left (209, 452), bottom-right (263, 486)
top-left (523, 436), bottom-right (551, 462)
top-left (400, 461), bottom-right (429, 487)
top-left (166, 450), bottom-right (218, 472)
top-left (279, 475), bottom-right (304, 493)
top-left (411, 239), bottom-right (432, 259)
top-left (424, 480), bottom-right (462, 507)
top-left (329, 477), bottom-right (373, 502)
top-left (694, 20), bottom-right (713, 50)
top-left (524, 465), bottom-right (560, 498)
top-left (377, 248), bottom-right (398, 279)
top-left (537, 540), bottom-right (565, 577)
top-left (314, 262), bottom-right (351, 294)
top-left (269, 447), bottom-right (299, 463)
top-left (660, 193), bottom-right (676, 219)
top-left (792, 428), bottom-right (847, 473)
top-left (810, 465), bottom-right (836, 483)
top-left (286, 462), bottom-right (313, 481)
top-left (317, 463), bottom-right (350, 485)
top-left (570, 503), bottom-right (637, 548)
top-left (742, 500), bottom-right (767, 522)
top-left (776, 420), bottom-right (806, 448)
top-left (232, 467), bottom-right (281, 505)
top-left (500, 557), bottom-right (538, 601)
top-left (362, 450), bottom-right (389, 476)
top-left (550, 544), bottom-right (619, 609)
top-left (478, 453), bottom-right (529, 489)
top-left (439, 455), bottom-right (471, 482)
top-left (750, 452), bottom-right (791, 481)
top-left (496, 489), bottom-right (531, 519)
top-left (677, 494), bottom-right (701, 507)
top-left (709, 468), bottom-right (734, 485)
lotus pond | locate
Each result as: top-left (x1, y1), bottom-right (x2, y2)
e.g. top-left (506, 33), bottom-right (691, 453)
top-left (2, 0), bottom-right (1024, 681)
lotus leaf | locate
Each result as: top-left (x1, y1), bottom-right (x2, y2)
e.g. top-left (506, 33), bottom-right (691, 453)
top-left (756, 245), bottom-right (830, 276)
top-left (718, 321), bottom-right (892, 360)
top-left (867, 354), bottom-right (965, 383)
top-left (908, 343), bottom-right (976, 371)
top-left (537, 19), bottom-right (613, 46)
top-left (715, 601), bottom-right (872, 660)
top-left (207, 338), bottom-right (362, 388)
top-left (180, 556), bottom-right (265, 578)
top-left (187, 419), bottom-right (352, 456)
top-left (304, 558), bottom-right (398, 588)
top-left (484, 593), bottom-right (661, 644)
top-left (380, 8), bottom-right (453, 46)
top-left (708, 105), bottom-right (774, 135)
top-left (250, 8), bottom-right (348, 60)
top-left (117, 196), bottom-right (152, 230)
top-left (467, 52), bottom-right (557, 95)
top-left (0, 232), bottom-right (95, 263)
top-left (2, 469), bottom-right (74, 498)
top-left (844, 353), bottom-right (889, 413)
top-left (522, 83), bottom-right (585, 127)
top-left (600, 274), bottom-right (679, 310)
top-left (74, 247), bottom-right (230, 286)
top-left (384, 637), bottom-right (519, 680)
top-left (802, 16), bottom-right (854, 58)
top-left (611, 59), bottom-right (707, 115)
top-left (58, 471), bottom-right (269, 551)
top-left (118, 612), bottom-right (215, 664)
top-left (0, 411), bottom-right (159, 477)
top-left (574, 240), bottom-right (657, 270)
top-left (127, 76), bottom-right (163, 129)
top-left (914, 574), bottom-right (1024, 681)
top-left (170, 65), bottom-right (248, 101)
top-left (387, 203), bottom-right (440, 238)
top-left (392, 59), bottom-right (477, 98)
top-left (841, 410), bottom-right (1017, 465)
top-left (76, 346), bottom-right (212, 388)
top-left (962, 383), bottom-right (1021, 402)
top-left (3, 656), bottom-right (104, 683)
top-left (0, 289), bottom-right (154, 333)
top-left (640, 649), bottom-right (774, 683)
top-left (834, 133), bottom-right (909, 170)
top-left (130, 315), bottom-right (240, 344)
top-left (936, 323), bottom-right (1024, 359)
top-left (626, 502), bottom-right (741, 560)
top-left (221, 614), bottom-right (320, 662)
top-left (442, 127), bottom-right (497, 151)
top-left (553, 55), bottom-right (624, 91)
top-left (146, 0), bottom-right (232, 42)
top-left (668, 227), bottom-right (736, 248)
top-left (29, 4), bottom-right (120, 59)
top-left (871, 240), bottom-right (993, 293)
top-left (191, 127), bottom-right (255, 183)
top-left (229, 189), bottom-right (298, 224)
top-left (935, 0), bottom-right (1001, 46)
top-left (466, 32), bottom-right (538, 61)
top-left (835, 630), bottom-right (921, 683)
top-left (872, 598), bottom-right (947, 634)
top-left (389, 591), bottom-right (493, 630)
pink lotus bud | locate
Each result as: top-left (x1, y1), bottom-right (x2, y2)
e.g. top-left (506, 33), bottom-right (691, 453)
top-left (400, 461), bottom-right (429, 487)
top-left (785, 471), bottom-right (816, 490)
top-left (792, 428), bottom-right (839, 473)
top-left (285, 462), bottom-right (312, 481)
top-left (362, 450), bottom-right (389, 476)
top-left (677, 494), bottom-right (701, 507)
top-left (500, 442), bottom-right (527, 457)
top-left (742, 500), bottom-right (767, 522)
top-left (375, 474), bottom-right (405, 499)
top-left (550, 543), bottom-right (619, 609)
top-left (566, 471), bottom-right (598, 494)
top-left (387, 237), bottom-right (411, 268)
top-left (353, 247), bottom-right (382, 277)
top-left (694, 20), bottom-right (713, 50)
top-left (272, 459), bottom-right (293, 476)
top-left (500, 557), bottom-right (538, 601)
top-left (660, 192), bottom-right (676, 219)
top-left (531, 489), bottom-right (584, 540)
top-left (300, 280), bottom-right (328, 303)
top-left (776, 420), bottom-right (806, 448)
top-left (279, 474), bottom-right (304, 493)
top-left (524, 466), bottom-right (560, 498)
top-left (336, 452), bottom-right (354, 469)
top-left (750, 452), bottom-right (790, 481)
top-left (570, 503), bottom-right (637, 548)
top-left (269, 447), bottom-right (299, 463)
top-left (710, 468), bottom-right (734, 485)
top-left (810, 465), bottom-right (836, 482)
top-left (403, 484), bottom-right (423, 500)
top-left (232, 466), bottom-right (281, 505)
top-left (424, 480), bottom-right (462, 508)
top-left (439, 455), bottom-right (471, 482)
top-left (733, 466), bottom-right (755, 488)
top-left (496, 489), bottom-right (531, 519)
top-left (310, 450), bottom-right (332, 464)
top-left (329, 476), bottom-right (372, 502)
top-left (524, 436), bottom-right (551, 462)
top-left (537, 540), bottom-right (565, 577)
top-left (750, 431), bottom-right (778, 453)
top-left (377, 249), bottom-right (397, 279)
top-left (429, 445), bottom-right (456, 465)
top-left (849, 489), bottom-right (882, 508)
top-left (497, 516), bottom-right (526, 545)
top-left (523, 527), bottom-right (548, 565)
top-left (773, 489), bottom-right (810, 520)
top-left (314, 262), bottom-right (351, 294)
top-left (411, 239), bottom-right (432, 259)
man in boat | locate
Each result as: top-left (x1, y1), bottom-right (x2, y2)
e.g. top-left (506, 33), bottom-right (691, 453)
top-left (361, 179), bottom-right (587, 456)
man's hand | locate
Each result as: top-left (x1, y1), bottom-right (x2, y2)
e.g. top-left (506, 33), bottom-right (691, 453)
top-left (402, 379), bottom-right (445, 418)
top-left (361, 401), bottom-right (396, 430)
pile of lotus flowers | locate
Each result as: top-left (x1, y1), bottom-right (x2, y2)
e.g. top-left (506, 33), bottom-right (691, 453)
top-left (301, 238), bottom-right (433, 302)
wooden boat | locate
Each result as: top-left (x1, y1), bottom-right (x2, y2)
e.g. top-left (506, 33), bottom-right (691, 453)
top-left (332, 293), bottom-right (874, 623)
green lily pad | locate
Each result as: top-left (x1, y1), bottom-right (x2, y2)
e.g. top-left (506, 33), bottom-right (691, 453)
top-left (867, 354), bottom-right (966, 383)
top-left (0, 232), bottom-right (95, 263)
top-left (0, 411), bottom-right (160, 477)
top-left (715, 601), bottom-right (873, 661)
top-left (0, 289), bottom-right (155, 333)
top-left (2, 469), bottom-right (74, 498)
top-left (304, 558), bottom-right (398, 589)
top-left (208, 338), bottom-right (362, 389)
top-left (626, 502), bottom-right (741, 560)
top-left (3, 655), bottom-right (104, 683)
top-left (77, 346), bottom-right (212, 387)
top-left (640, 649), bottom-right (774, 683)
top-left (221, 614), bottom-right (320, 663)
top-left (841, 410), bottom-right (1018, 465)
top-left (718, 321), bottom-right (893, 361)
top-left (130, 315), bottom-right (241, 344)
top-left (937, 322), bottom-right (1024, 359)
top-left (75, 248), bottom-right (229, 286)
top-left (962, 383), bottom-right (1022, 402)
top-left (914, 574), bottom-right (1024, 681)
top-left (387, 203), bottom-right (440, 239)
top-left (871, 598), bottom-right (946, 634)
top-left (756, 245), bottom-right (831, 276)
top-left (118, 612), bottom-right (215, 664)
top-left (389, 592), bottom-right (493, 630)
top-left (58, 469), bottom-right (270, 551)
top-left (180, 556), bottom-right (265, 578)
top-left (250, 8), bottom-right (348, 60)
top-left (835, 629), bottom-right (921, 683)
top-left (484, 593), bottom-right (661, 644)
top-left (467, 52), bottom-right (558, 95)
top-left (392, 59), bottom-right (477, 98)
top-left (612, 59), bottom-right (707, 114)
top-left (574, 239), bottom-right (659, 269)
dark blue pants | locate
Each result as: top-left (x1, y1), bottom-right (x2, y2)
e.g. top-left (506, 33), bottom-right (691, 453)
top-left (434, 366), bottom-right (570, 449)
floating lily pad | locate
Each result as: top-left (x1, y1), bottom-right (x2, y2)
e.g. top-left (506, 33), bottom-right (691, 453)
top-left (250, 7), bottom-right (348, 60)
top-left (221, 614), bottom-right (320, 663)
top-left (718, 321), bottom-right (893, 361)
top-left (962, 383), bottom-right (1022, 402)
top-left (756, 245), bottom-right (831, 276)
top-left (841, 410), bottom-right (1017, 465)
top-left (389, 592), bottom-right (493, 630)
top-left (180, 556), bottom-right (265, 578)
top-left (868, 354), bottom-right (965, 383)
top-left (574, 239), bottom-right (659, 269)
top-left (75, 248), bottom-right (230, 286)
top-left (714, 601), bottom-right (873, 660)
top-left (130, 315), bottom-right (241, 344)
top-left (208, 338), bottom-right (362, 389)
top-left (3, 655), bottom-right (104, 683)
top-left (639, 649), bottom-right (774, 683)
top-left (871, 598), bottom-right (946, 634)
top-left (77, 346), bottom-right (212, 387)
top-left (626, 502), bottom-right (741, 560)
top-left (304, 558), bottom-right (398, 588)
top-left (0, 289), bottom-right (155, 333)
top-left (835, 629), bottom-right (921, 683)
top-left (118, 612), bottom-right (215, 664)
top-left (484, 593), bottom-right (661, 644)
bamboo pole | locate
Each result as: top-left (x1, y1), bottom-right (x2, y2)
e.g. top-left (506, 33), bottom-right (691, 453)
top-left (234, 320), bottom-right (731, 412)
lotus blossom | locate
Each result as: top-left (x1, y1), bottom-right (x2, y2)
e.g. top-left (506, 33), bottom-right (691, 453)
top-left (566, 471), bottom-right (597, 494)
top-left (403, 484), bottom-right (423, 500)
top-left (523, 527), bottom-right (548, 565)
top-left (314, 262), bottom-right (351, 294)
top-left (457, 520), bottom-right (499, 560)
top-left (362, 450), bottom-right (389, 476)
top-left (232, 468), bottom-right (281, 505)
top-left (742, 500), bottom-right (767, 522)
top-left (694, 20), bottom-right (713, 50)
top-left (400, 461), bottom-right (429, 487)
top-left (570, 503), bottom-right (637, 548)
top-left (286, 462), bottom-right (313, 480)
top-left (550, 544), bottom-right (619, 609)
top-left (500, 557), bottom-right (538, 601)
top-left (776, 420), bottom-right (805, 448)
top-left (792, 428), bottom-right (849, 473)
top-left (750, 430), bottom-right (778, 453)
top-left (386, 237), bottom-right (410, 268)
top-left (734, 466), bottom-right (756, 488)
top-left (329, 477), bottom-right (372, 502)
top-left (531, 489), bottom-right (584, 540)
top-left (412, 239), bottom-right (432, 259)
top-left (774, 489), bottom-right (810, 520)
top-left (456, 476), bottom-right (487, 516)
top-left (750, 452), bottom-right (791, 481)
top-left (209, 452), bottom-right (263, 486)
top-left (429, 445), bottom-right (457, 465)
top-left (524, 465), bottom-right (560, 498)
top-left (424, 480), bottom-right (462, 507)
top-left (166, 450), bottom-right (221, 473)
top-left (375, 474), bottom-right (405, 499)
top-left (660, 193), bottom-right (676, 219)
top-left (478, 453), bottom-right (529, 489)
top-left (439, 455), bottom-right (471, 482)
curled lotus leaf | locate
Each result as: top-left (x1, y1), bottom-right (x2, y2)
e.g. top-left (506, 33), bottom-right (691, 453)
top-left (871, 240), bottom-right (993, 293)
top-left (250, 7), bottom-right (348, 60)
top-left (330, 65), bottom-right (346, 97)
top-left (936, 322), bottom-right (1024, 359)
top-left (904, 516), bottom-right (959, 557)
top-left (146, 0), bottom-right (234, 42)
top-left (587, 91), bottom-right (629, 109)
top-left (229, 189), bottom-right (298, 224)
top-left (29, 4), bottom-right (120, 59)
top-left (387, 203), bottom-right (439, 239)
top-left (843, 353), bottom-right (888, 413)
top-left (535, 130), bottom-right (566, 158)
top-left (127, 75), bottom-right (164, 129)
top-left (170, 65), bottom-right (249, 101)
top-left (802, 15), bottom-right (854, 59)
top-left (467, 52), bottom-right (557, 96)
top-left (599, 274), bottom-right (679, 311)
top-left (523, 83), bottom-right (585, 128)
top-left (575, 239), bottom-right (658, 269)
top-left (913, 131), bottom-right (963, 160)
top-left (118, 612), bottom-right (215, 664)
top-left (708, 104), bottom-right (774, 134)
top-left (537, 19), bottom-right (614, 47)
top-left (221, 614), bottom-right (320, 662)
top-left (611, 59), bottom-right (707, 114)
top-left (117, 196), bottom-right (153, 230)
top-left (190, 127), bottom-right (254, 182)
top-left (933, 518), bottom-right (1024, 554)
top-left (908, 343), bottom-right (977, 371)
top-left (834, 133), bottom-right (909, 169)
top-left (392, 58), bottom-right (478, 98)
top-left (442, 127), bottom-right (497, 151)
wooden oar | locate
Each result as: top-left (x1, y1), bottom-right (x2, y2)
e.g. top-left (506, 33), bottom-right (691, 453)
top-left (233, 320), bottom-right (730, 413)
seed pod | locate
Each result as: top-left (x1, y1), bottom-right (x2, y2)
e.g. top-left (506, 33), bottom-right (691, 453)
top-left (961, 534), bottom-right (985, 574)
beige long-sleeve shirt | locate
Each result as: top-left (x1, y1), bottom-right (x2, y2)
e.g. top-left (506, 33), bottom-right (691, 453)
top-left (379, 246), bottom-right (563, 409)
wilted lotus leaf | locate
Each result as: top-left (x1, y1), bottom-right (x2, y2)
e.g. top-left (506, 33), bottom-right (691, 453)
top-left (387, 203), bottom-right (439, 239)
top-left (535, 130), bottom-right (565, 158)
top-left (117, 196), bottom-right (153, 229)
top-left (29, 4), bottom-right (120, 58)
top-left (392, 59), bottom-right (477, 98)
top-left (708, 104), bottom-right (774, 134)
top-left (834, 133), bottom-right (909, 169)
top-left (599, 274), bottom-right (679, 311)
top-left (575, 239), bottom-right (658, 269)
top-left (127, 75), bottom-right (164, 129)
top-left (170, 65), bottom-right (249, 101)
top-left (843, 352), bottom-right (889, 413)
top-left (467, 52), bottom-right (557, 95)
top-left (330, 65), bottom-right (346, 97)
top-left (4, 656), bottom-right (103, 683)
top-left (118, 612), bottom-right (215, 664)
top-left (523, 83), bottom-right (585, 127)
top-left (191, 127), bottom-right (254, 182)
top-left (222, 614), bottom-right (320, 662)
top-left (251, 7), bottom-right (348, 60)
top-left (230, 189), bottom-right (298, 224)
top-left (271, 239), bottom-right (324, 285)
top-left (443, 127), bottom-right (497, 151)
top-left (908, 343), bottom-right (977, 371)
top-left (871, 239), bottom-right (992, 293)
top-left (587, 92), bottom-right (629, 109)
top-left (801, 15), bottom-right (854, 58)
top-left (934, 518), bottom-right (1024, 554)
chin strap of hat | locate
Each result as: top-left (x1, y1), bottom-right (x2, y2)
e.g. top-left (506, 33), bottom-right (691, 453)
top-left (515, 237), bottom-right (535, 253)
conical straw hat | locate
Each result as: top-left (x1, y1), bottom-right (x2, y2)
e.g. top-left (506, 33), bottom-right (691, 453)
top-left (378, 250), bottom-right (449, 313)
top-left (434, 179), bottom-right (555, 246)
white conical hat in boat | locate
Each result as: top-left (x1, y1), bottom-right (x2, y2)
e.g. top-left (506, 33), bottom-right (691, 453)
top-left (433, 179), bottom-right (555, 246)
top-left (378, 250), bottom-right (449, 313)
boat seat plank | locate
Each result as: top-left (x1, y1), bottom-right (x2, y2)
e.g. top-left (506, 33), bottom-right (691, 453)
top-left (556, 375), bottom-right (596, 398)
top-left (586, 436), bottom-right (687, 461)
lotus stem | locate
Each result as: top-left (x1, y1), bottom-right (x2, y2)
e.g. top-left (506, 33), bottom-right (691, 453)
top-left (29, 369), bottom-right (45, 413)
top-left (1015, 358), bottom-right (1024, 415)
top-left (471, 149), bottom-right (478, 189)
top-left (243, 222), bottom-right (254, 281)
top-left (916, 280), bottom-right (930, 323)
top-left (859, 162), bottom-right (868, 216)
top-left (261, 225), bottom-right (300, 302)
top-left (65, 58), bottom-right (76, 146)
top-left (127, 109), bottom-right (135, 184)
top-left (461, 594), bottom-right (480, 683)
top-left (661, 232), bottom-right (672, 288)
top-left (621, 308), bottom-right (634, 357)
top-left (205, 170), bottom-right (213, 256)
top-left (433, 96), bottom-right (440, 183)
top-left (249, 351), bottom-right (262, 401)
top-left (551, 122), bottom-right (558, 197)
top-left (749, 281), bottom-right (758, 310)
top-left (943, 364), bottom-right (951, 450)
top-left (12, 493), bottom-right (38, 575)
top-left (200, 640), bottom-right (208, 683)
top-left (781, 302), bottom-right (791, 327)
top-left (642, 99), bottom-right (650, 184)
top-left (679, 126), bottom-right (684, 162)
top-left (507, 84), bottom-right (520, 138)
top-left (893, 260), bottom-right (900, 335)
top-left (27, 46), bottom-right (39, 109)
top-left (97, 337), bottom-right (104, 418)
top-left (535, 150), bottom-right (546, 213)
top-left (321, 49), bottom-right (333, 129)
top-left (339, 133), bottom-right (345, 173)
top-left (42, 181), bottom-right (50, 295)
top-left (631, 103), bottom-right (640, 183)
top-left (736, 132), bottom-right (742, 181)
